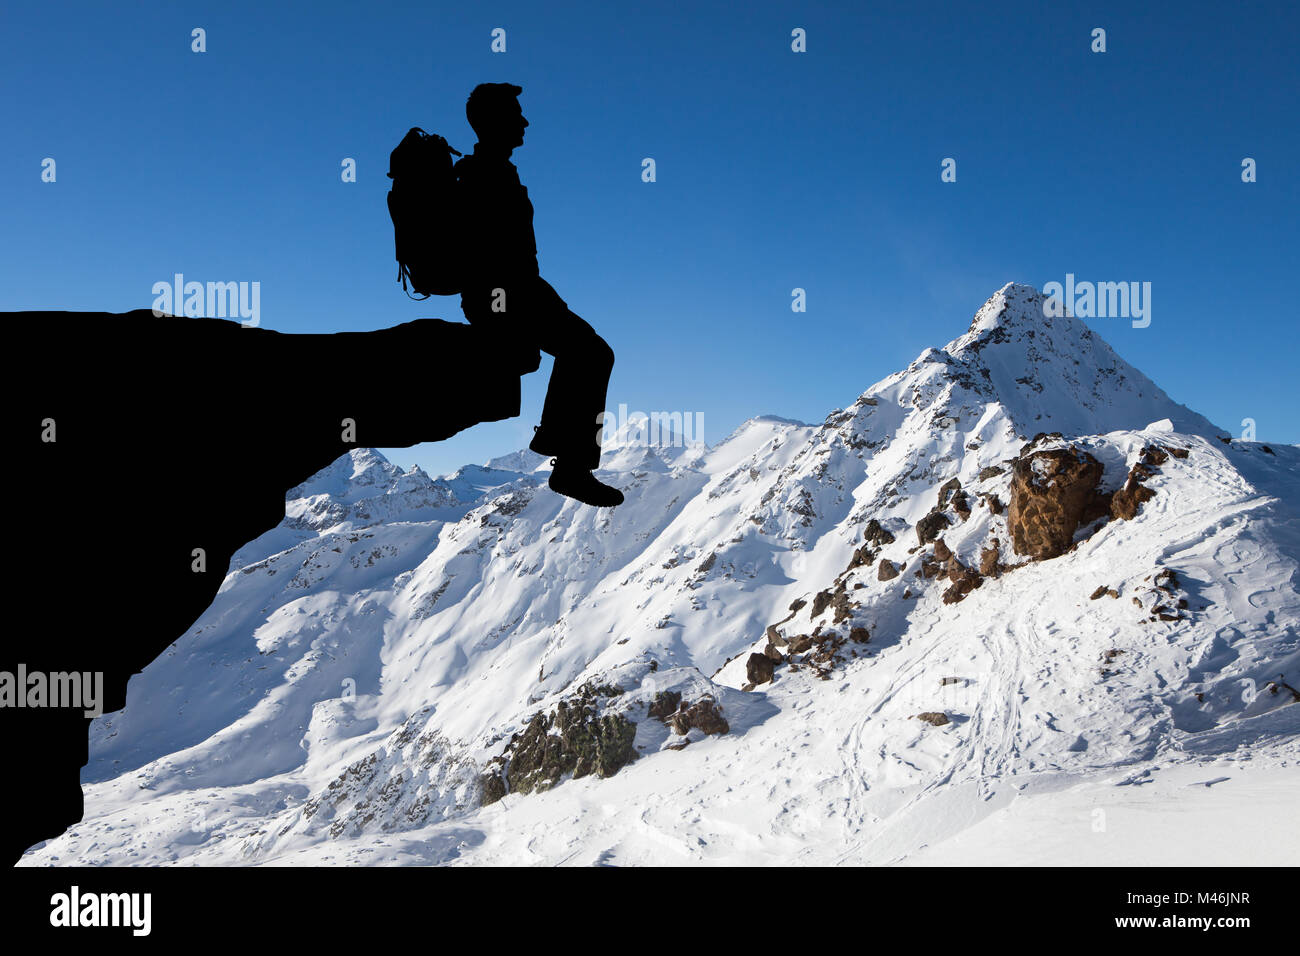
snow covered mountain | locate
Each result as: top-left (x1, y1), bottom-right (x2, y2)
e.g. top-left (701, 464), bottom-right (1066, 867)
top-left (22, 283), bottom-right (1299, 866)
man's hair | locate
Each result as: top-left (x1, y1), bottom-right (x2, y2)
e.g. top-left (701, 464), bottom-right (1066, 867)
top-left (466, 83), bottom-right (524, 138)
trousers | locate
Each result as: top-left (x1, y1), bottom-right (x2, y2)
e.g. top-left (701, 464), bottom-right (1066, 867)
top-left (461, 277), bottom-right (613, 471)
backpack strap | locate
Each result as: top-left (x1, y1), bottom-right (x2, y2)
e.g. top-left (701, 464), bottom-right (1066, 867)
top-left (400, 262), bottom-right (431, 301)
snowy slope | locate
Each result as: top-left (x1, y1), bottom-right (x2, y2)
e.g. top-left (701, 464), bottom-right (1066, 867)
top-left (21, 283), bottom-right (1298, 866)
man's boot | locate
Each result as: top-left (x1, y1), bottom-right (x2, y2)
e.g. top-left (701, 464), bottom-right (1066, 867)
top-left (528, 425), bottom-right (560, 457)
top-left (547, 459), bottom-right (624, 507)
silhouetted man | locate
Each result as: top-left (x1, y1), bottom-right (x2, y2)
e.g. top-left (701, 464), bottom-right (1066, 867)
top-left (456, 82), bottom-right (624, 507)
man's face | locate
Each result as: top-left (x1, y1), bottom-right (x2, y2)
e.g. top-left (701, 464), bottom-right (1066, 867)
top-left (501, 98), bottom-right (528, 149)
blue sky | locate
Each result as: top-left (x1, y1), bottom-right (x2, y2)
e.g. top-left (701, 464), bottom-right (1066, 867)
top-left (3, 0), bottom-right (1296, 476)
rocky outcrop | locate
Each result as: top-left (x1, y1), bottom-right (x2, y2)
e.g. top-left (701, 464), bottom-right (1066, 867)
top-left (481, 683), bottom-right (638, 804)
top-left (1007, 447), bottom-right (1108, 559)
top-left (831, 588), bottom-right (855, 623)
top-left (746, 652), bottom-right (775, 685)
top-left (1111, 445), bottom-right (1169, 520)
top-left (916, 509), bottom-right (951, 546)
top-left (647, 690), bottom-right (682, 720)
top-left (942, 560), bottom-right (983, 604)
top-left (917, 554), bottom-right (945, 579)
top-left (937, 478), bottom-right (963, 509)
top-left (878, 558), bottom-right (900, 581)
top-left (951, 491), bottom-right (971, 520)
top-left (5, 308), bottom-right (532, 863)
top-left (849, 519), bottom-right (897, 570)
top-left (668, 697), bottom-right (730, 736)
top-left (863, 519), bottom-right (896, 548)
top-left (979, 539), bottom-right (1001, 577)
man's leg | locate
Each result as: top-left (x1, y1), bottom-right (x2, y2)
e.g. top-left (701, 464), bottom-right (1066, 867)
top-left (527, 287), bottom-right (614, 471)
top-left (459, 286), bottom-right (542, 375)
top-left (524, 280), bottom-right (622, 505)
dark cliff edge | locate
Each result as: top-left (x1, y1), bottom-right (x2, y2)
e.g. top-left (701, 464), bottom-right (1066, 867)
top-left (2, 309), bottom-right (527, 864)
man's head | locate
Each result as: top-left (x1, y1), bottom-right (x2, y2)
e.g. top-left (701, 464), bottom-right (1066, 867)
top-left (466, 83), bottom-right (528, 152)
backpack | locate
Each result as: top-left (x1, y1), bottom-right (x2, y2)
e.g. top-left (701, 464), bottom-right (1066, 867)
top-left (386, 127), bottom-right (463, 298)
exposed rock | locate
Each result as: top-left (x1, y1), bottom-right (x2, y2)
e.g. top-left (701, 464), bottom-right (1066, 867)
top-left (763, 643), bottom-right (783, 662)
top-left (1007, 447), bottom-right (1108, 560)
top-left (647, 690), bottom-right (682, 720)
top-left (937, 477), bottom-right (962, 509)
top-left (1265, 681), bottom-right (1300, 703)
top-left (496, 688), bottom-right (638, 800)
top-left (933, 537), bottom-right (952, 562)
top-left (863, 518), bottom-right (896, 548)
top-left (1167, 446), bottom-right (1190, 459)
top-left (810, 589), bottom-right (833, 617)
top-left (978, 465), bottom-right (1004, 481)
top-left (831, 591), bottom-right (855, 623)
top-left (951, 491), bottom-right (971, 520)
top-left (669, 697), bottom-right (730, 736)
top-left (765, 625), bottom-right (789, 647)
top-left (984, 493), bottom-right (1005, 516)
top-left (1025, 431), bottom-right (1065, 449)
top-left (847, 524), bottom-right (895, 569)
top-left (789, 635), bottom-right (814, 654)
top-left (746, 652), bottom-right (775, 685)
top-left (1113, 446), bottom-right (1174, 521)
top-left (979, 539), bottom-right (1000, 577)
top-left (877, 558), bottom-right (899, 581)
top-left (1141, 444), bottom-right (1169, 467)
top-left (847, 544), bottom-right (878, 570)
top-left (849, 626), bottom-right (870, 644)
top-left (916, 509), bottom-right (951, 546)
top-left (1111, 469), bottom-right (1156, 520)
top-left (917, 555), bottom-right (945, 579)
top-left (480, 768), bottom-right (507, 805)
top-left (915, 712), bottom-right (950, 726)
top-left (942, 567), bottom-right (982, 604)
top-left (1090, 585), bottom-right (1109, 600)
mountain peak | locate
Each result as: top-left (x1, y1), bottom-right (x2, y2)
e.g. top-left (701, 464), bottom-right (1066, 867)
top-left (887, 283), bottom-right (1226, 441)
top-left (954, 282), bottom-right (1068, 347)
